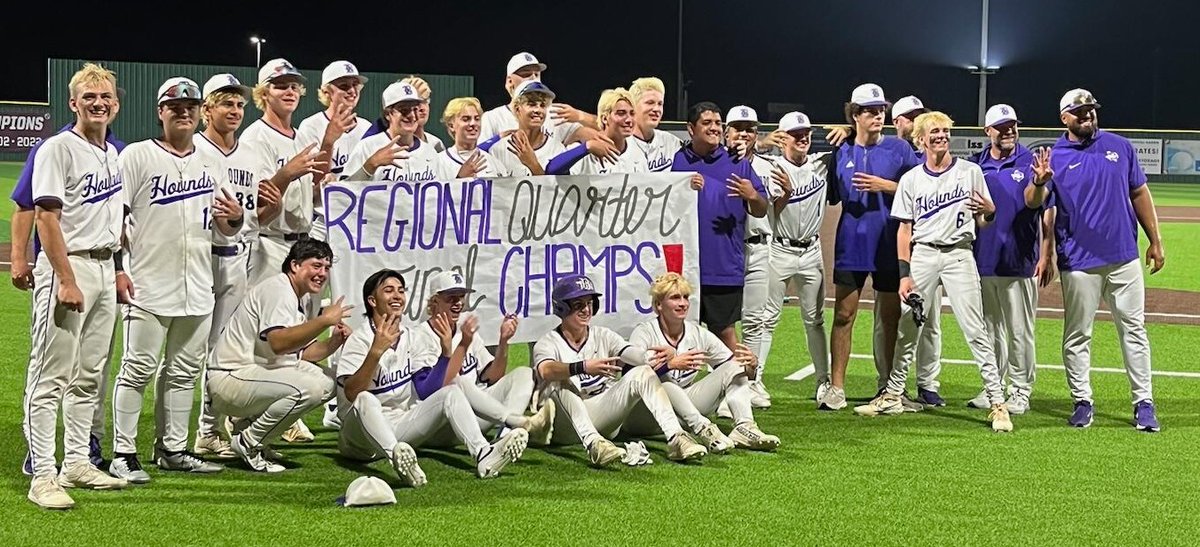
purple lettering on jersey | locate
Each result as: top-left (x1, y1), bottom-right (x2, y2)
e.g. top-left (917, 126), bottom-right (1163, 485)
top-left (80, 172), bottom-right (123, 204)
top-left (148, 172), bottom-right (216, 205)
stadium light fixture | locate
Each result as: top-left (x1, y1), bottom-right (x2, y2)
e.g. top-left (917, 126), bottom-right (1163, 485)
top-left (250, 36), bottom-right (266, 68)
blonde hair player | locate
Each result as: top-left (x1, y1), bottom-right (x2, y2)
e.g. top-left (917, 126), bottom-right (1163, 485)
top-left (25, 63), bottom-right (130, 509)
top-left (343, 81), bottom-right (439, 182)
top-left (107, 77), bottom-right (242, 482)
top-left (627, 273), bottom-right (780, 451)
top-left (629, 77), bottom-right (683, 172)
top-left (853, 112), bottom-right (1013, 433)
top-left (434, 97), bottom-right (503, 180)
top-left (568, 88), bottom-right (647, 175)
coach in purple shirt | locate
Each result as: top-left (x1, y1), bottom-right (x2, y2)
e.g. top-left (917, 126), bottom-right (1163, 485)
top-left (672, 101), bottom-right (768, 348)
top-left (1027, 88), bottom-right (1164, 432)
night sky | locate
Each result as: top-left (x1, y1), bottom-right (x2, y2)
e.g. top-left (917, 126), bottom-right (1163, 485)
top-left (4, 0), bottom-right (1198, 129)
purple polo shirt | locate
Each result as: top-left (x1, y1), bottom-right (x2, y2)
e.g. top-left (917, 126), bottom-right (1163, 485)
top-left (970, 144), bottom-right (1049, 277)
top-left (828, 136), bottom-right (920, 272)
top-left (672, 145), bottom-right (767, 286)
top-left (1049, 130), bottom-right (1145, 272)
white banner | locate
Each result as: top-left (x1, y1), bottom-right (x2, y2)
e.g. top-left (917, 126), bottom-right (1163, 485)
top-left (323, 174), bottom-right (701, 345)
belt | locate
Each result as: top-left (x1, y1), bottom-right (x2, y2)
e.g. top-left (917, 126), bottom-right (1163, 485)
top-left (919, 241), bottom-right (968, 251)
top-left (774, 235), bottom-right (818, 249)
top-left (68, 248), bottom-right (114, 260)
top-left (266, 233), bottom-right (310, 242)
top-left (211, 245), bottom-right (240, 257)
top-left (745, 234), bottom-right (768, 245)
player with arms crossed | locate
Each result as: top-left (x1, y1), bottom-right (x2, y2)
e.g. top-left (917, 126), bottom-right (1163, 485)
top-left (434, 97), bottom-right (504, 180)
top-left (854, 111), bottom-right (1012, 433)
top-left (629, 77), bottom-right (683, 172)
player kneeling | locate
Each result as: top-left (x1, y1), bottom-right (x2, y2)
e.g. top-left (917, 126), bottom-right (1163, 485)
top-left (628, 273), bottom-right (779, 451)
top-left (535, 275), bottom-right (707, 467)
top-left (336, 269), bottom-right (527, 486)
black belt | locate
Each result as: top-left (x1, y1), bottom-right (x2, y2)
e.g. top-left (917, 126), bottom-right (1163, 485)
top-left (919, 241), bottom-right (967, 251)
top-left (774, 235), bottom-right (818, 249)
top-left (211, 245), bottom-right (240, 257)
top-left (745, 235), bottom-right (768, 245)
top-left (69, 248), bottom-right (114, 260)
top-left (268, 233), bottom-right (310, 242)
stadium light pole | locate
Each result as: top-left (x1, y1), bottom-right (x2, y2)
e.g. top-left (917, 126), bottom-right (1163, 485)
top-left (676, 0), bottom-right (685, 120)
top-left (250, 36), bottom-right (265, 68)
top-left (969, 0), bottom-right (997, 125)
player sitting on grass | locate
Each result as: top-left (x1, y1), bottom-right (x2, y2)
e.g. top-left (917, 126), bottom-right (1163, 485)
top-left (627, 273), bottom-right (780, 451)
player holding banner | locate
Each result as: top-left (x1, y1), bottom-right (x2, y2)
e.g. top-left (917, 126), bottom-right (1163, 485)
top-left (854, 111), bottom-right (1012, 433)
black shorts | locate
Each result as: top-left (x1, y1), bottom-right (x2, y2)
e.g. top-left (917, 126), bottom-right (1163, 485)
top-left (700, 284), bottom-right (743, 333)
top-left (832, 268), bottom-right (900, 293)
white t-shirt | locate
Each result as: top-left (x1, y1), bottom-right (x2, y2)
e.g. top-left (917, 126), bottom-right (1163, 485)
top-left (344, 133), bottom-right (440, 183)
top-left (118, 139), bottom-right (224, 316)
top-left (31, 130), bottom-right (123, 253)
top-left (628, 319), bottom-right (733, 388)
top-left (296, 111), bottom-right (371, 177)
top-left (570, 137), bottom-right (648, 175)
top-left (490, 132), bottom-right (567, 177)
top-left (213, 272), bottom-right (311, 370)
top-left (630, 129), bottom-right (682, 173)
top-left (746, 155), bottom-right (776, 239)
top-left (194, 132), bottom-right (264, 246)
top-left (532, 326), bottom-right (633, 399)
top-left (767, 152), bottom-right (830, 242)
top-left (239, 119), bottom-right (313, 237)
top-left (409, 321), bottom-right (496, 387)
top-left (893, 158), bottom-right (992, 246)
top-left (335, 322), bottom-right (417, 417)
top-left (434, 146), bottom-right (505, 180)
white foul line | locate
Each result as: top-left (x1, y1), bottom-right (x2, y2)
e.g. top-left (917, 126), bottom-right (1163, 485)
top-left (785, 352), bottom-right (1200, 381)
top-left (821, 296), bottom-right (1200, 321)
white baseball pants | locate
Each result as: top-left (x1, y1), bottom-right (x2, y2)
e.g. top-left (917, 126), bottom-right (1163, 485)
top-left (207, 361), bottom-right (334, 449)
top-left (247, 235), bottom-right (293, 286)
top-left (338, 384), bottom-right (489, 461)
top-left (547, 366), bottom-right (684, 446)
top-left (741, 240), bottom-right (771, 375)
top-left (764, 241), bottom-right (828, 385)
top-left (627, 360), bottom-right (755, 437)
top-left (981, 276), bottom-right (1038, 398)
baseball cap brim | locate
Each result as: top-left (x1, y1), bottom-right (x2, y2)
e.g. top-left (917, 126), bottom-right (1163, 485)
top-left (511, 62), bottom-right (547, 75)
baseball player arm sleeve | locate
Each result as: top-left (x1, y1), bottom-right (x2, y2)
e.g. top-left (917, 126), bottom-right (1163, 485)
top-left (31, 140), bottom-right (76, 284)
top-left (477, 134), bottom-right (502, 153)
top-left (544, 143), bottom-right (588, 175)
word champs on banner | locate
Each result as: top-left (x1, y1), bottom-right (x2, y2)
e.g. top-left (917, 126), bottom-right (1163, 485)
top-left (324, 173), bottom-right (701, 344)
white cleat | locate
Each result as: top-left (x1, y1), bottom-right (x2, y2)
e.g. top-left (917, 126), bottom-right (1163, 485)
top-left (666, 432), bottom-right (707, 462)
top-left (730, 421), bottom-right (781, 451)
top-left (281, 419), bottom-right (315, 443)
top-left (854, 393), bottom-right (904, 417)
top-left (59, 462), bottom-right (129, 490)
top-left (390, 442), bottom-right (427, 488)
top-left (231, 434), bottom-right (286, 473)
top-left (990, 404), bottom-right (1014, 433)
top-left (966, 390), bottom-right (991, 409)
top-left (818, 385), bottom-right (848, 411)
top-left (524, 399), bottom-right (556, 446)
top-left (587, 438), bottom-right (626, 468)
top-left (696, 422), bottom-right (734, 454)
top-left (477, 428), bottom-right (528, 479)
top-left (749, 382), bottom-right (771, 409)
top-left (29, 475), bottom-right (75, 510)
top-left (193, 434), bottom-right (237, 459)
top-left (108, 454), bottom-right (151, 484)
top-left (157, 451), bottom-right (224, 473)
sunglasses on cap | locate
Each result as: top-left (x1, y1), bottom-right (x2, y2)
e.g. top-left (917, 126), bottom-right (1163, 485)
top-left (1064, 91), bottom-right (1100, 112)
top-left (160, 82), bottom-right (201, 103)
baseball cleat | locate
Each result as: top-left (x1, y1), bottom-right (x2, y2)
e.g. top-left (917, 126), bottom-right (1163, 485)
top-left (1133, 400), bottom-right (1160, 432)
top-left (717, 399), bottom-right (733, 419)
top-left (854, 393), bottom-right (904, 416)
top-left (88, 434), bottom-right (105, 468)
top-left (108, 454), bottom-right (151, 484)
top-left (916, 388), bottom-right (946, 407)
top-left (524, 399), bottom-right (556, 446)
top-left (696, 422), bottom-right (734, 454)
top-left (322, 402), bottom-right (342, 430)
top-left (818, 386), bottom-right (847, 410)
top-left (194, 434), bottom-right (237, 458)
top-left (1005, 394), bottom-right (1030, 415)
top-left (477, 428), bottom-right (528, 479)
top-left (587, 438), bottom-right (626, 468)
top-left (59, 462), bottom-right (129, 490)
top-left (666, 432), bottom-right (707, 462)
top-left (157, 450), bottom-right (224, 473)
top-left (390, 442), bottom-right (427, 487)
top-left (231, 434), bottom-right (286, 473)
top-left (899, 393), bottom-right (926, 413)
top-left (1068, 400), bottom-right (1094, 428)
top-left (28, 475), bottom-right (74, 510)
top-left (989, 404), bottom-right (1014, 433)
top-left (730, 421), bottom-right (781, 451)
top-left (281, 419), bottom-right (315, 443)
top-left (966, 390), bottom-right (991, 409)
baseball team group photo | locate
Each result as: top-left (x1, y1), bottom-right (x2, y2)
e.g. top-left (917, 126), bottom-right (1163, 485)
top-left (4, 1), bottom-right (1200, 543)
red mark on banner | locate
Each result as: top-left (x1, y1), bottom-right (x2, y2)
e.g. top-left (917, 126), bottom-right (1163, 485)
top-left (663, 244), bottom-right (683, 274)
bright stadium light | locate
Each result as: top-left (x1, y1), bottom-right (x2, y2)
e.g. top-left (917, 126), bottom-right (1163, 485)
top-left (250, 36), bottom-right (266, 68)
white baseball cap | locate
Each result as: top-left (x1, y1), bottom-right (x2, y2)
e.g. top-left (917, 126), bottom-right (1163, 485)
top-left (850, 83), bottom-right (888, 107)
top-left (726, 105), bottom-right (759, 124)
top-left (1059, 88), bottom-right (1100, 113)
top-left (778, 111), bottom-right (812, 133)
top-left (891, 95), bottom-right (928, 120)
top-left (506, 52), bottom-right (547, 75)
top-left (202, 74), bottom-right (251, 99)
top-left (321, 60), bottom-right (368, 87)
top-left (337, 476), bottom-right (396, 507)
top-left (156, 77), bottom-right (202, 105)
top-left (513, 79), bottom-right (556, 101)
top-left (428, 270), bottom-right (474, 295)
top-left (257, 58), bottom-right (305, 85)
top-left (984, 104), bottom-right (1021, 128)
top-left (382, 81), bottom-right (426, 109)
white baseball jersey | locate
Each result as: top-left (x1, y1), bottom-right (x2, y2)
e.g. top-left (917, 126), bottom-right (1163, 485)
top-left (893, 158), bottom-right (992, 246)
top-left (532, 326), bottom-right (632, 399)
top-left (409, 321), bottom-right (495, 386)
top-left (30, 131), bottom-right (123, 252)
top-left (434, 146), bottom-right (505, 180)
top-left (746, 155), bottom-right (776, 238)
top-left (631, 129), bottom-right (683, 172)
top-left (628, 319), bottom-right (733, 389)
top-left (296, 112), bottom-right (371, 177)
top-left (490, 133), bottom-right (567, 177)
top-left (239, 119), bottom-right (312, 237)
top-left (418, 132), bottom-right (445, 153)
top-left (344, 133), bottom-right (439, 182)
top-left (570, 137), bottom-right (648, 175)
top-left (481, 105), bottom-right (582, 146)
top-left (335, 323), bottom-right (417, 414)
top-left (212, 272), bottom-right (311, 370)
top-left (193, 132), bottom-right (264, 246)
top-left (768, 152), bottom-right (830, 242)
top-left (118, 139), bottom-right (224, 316)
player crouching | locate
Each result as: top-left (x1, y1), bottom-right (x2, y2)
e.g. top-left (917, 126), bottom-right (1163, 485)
top-left (628, 273), bottom-right (779, 451)
top-left (535, 275), bottom-right (708, 467)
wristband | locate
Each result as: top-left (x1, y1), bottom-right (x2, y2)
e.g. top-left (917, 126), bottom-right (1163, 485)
top-left (1033, 176), bottom-right (1051, 188)
top-left (568, 361), bottom-right (585, 376)
top-left (898, 259), bottom-right (911, 278)
top-left (114, 250), bottom-right (124, 272)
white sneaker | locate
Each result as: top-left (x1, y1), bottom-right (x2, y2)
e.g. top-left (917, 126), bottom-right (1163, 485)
top-left (854, 393), bottom-right (904, 417)
top-left (390, 442), bottom-right (427, 487)
top-left (156, 450), bottom-right (224, 473)
top-left (587, 438), bottom-right (626, 468)
top-left (730, 421), bottom-right (781, 451)
top-left (59, 462), bottom-right (129, 490)
top-left (322, 403), bottom-right (342, 430)
top-left (29, 475), bottom-right (74, 510)
top-left (193, 434), bottom-right (237, 459)
top-left (966, 390), bottom-right (991, 409)
top-left (815, 381), bottom-right (830, 402)
top-left (1006, 394), bottom-right (1030, 415)
top-left (751, 381), bottom-right (772, 400)
top-left (524, 399), bottom-right (556, 446)
top-left (990, 404), bottom-right (1014, 433)
top-left (108, 454), bottom-right (151, 484)
top-left (818, 385), bottom-right (847, 410)
top-left (281, 419), bottom-right (315, 443)
top-left (749, 383), bottom-right (771, 409)
top-left (477, 428), bottom-right (528, 478)
top-left (666, 432), bottom-right (707, 462)
top-left (717, 399), bottom-right (733, 419)
top-left (695, 422), bottom-right (734, 454)
top-left (231, 434), bottom-right (286, 473)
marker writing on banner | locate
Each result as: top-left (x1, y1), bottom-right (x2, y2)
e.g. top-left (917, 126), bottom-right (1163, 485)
top-left (505, 175), bottom-right (682, 245)
top-left (498, 240), bottom-right (662, 318)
